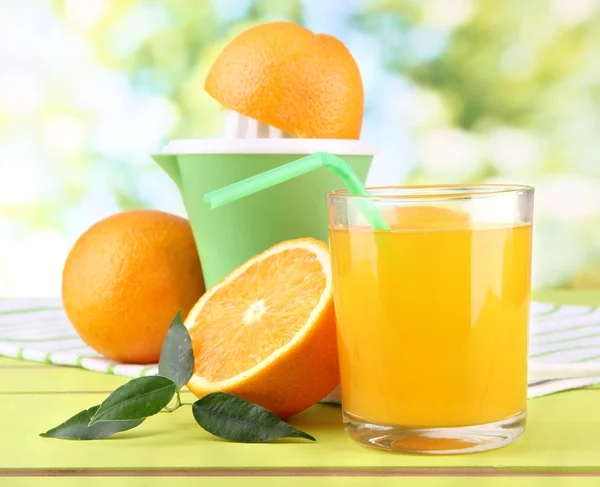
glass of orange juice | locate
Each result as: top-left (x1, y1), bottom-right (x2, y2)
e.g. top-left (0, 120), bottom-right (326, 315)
top-left (328, 185), bottom-right (534, 454)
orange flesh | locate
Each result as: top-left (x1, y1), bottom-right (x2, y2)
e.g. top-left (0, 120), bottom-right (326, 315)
top-left (188, 249), bottom-right (326, 382)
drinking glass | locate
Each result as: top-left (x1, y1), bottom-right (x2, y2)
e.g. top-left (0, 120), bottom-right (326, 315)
top-left (328, 185), bottom-right (534, 454)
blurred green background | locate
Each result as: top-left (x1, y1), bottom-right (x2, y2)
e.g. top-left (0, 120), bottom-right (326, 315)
top-left (1, 0), bottom-right (599, 296)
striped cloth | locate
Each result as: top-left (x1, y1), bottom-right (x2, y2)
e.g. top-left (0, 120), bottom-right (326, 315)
top-left (1, 299), bottom-right (599, 399)
top-left (0, 299), bottom-right (158, 378)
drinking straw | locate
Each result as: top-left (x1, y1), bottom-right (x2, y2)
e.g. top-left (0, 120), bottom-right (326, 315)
top-left (204, 152), bottom-right (390, 231)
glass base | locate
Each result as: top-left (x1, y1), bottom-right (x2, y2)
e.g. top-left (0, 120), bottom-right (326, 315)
top-left (343, 410), bottom-right (526, 454)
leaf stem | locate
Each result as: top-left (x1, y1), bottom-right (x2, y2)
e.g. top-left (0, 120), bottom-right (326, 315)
top-left (163, 389), bottom-right (182, 412)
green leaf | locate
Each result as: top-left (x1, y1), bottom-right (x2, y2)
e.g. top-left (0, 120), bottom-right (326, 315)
top-left (89, 376), bottom-right (177, 425)
top-left (40, 405), bottom-right (144, 440)
top-left (158, 310), bottom-right (194, 389)
top-left (192, 393), bottom-right (316, 443)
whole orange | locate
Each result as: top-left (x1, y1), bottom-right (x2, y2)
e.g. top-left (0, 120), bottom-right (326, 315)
top-left (62, 210), bottom-right (205, 364)
top-left (205, 21), bottom-right (364, 139)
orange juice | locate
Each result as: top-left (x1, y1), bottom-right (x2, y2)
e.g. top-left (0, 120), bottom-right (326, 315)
top-left (329, 206), bottom-right (532, 428)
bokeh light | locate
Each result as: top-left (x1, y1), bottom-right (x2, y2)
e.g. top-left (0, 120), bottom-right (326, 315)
top-left (1, 0), bottom-right (599, 296)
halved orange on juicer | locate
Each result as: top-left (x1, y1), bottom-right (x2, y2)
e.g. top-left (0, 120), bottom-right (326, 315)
top-left (205, 21), bottom-right (364, 139)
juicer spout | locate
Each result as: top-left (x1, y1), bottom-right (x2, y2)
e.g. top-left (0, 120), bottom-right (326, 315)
top-left (150, 154), bottom-right (182, 189)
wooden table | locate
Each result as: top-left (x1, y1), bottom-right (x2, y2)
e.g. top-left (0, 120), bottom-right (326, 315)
top-left (1, 290), bottom-right (599, 485)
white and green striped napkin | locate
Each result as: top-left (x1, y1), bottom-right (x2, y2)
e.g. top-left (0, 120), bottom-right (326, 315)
top-left (0, 299), bottom-right (158, 378)
top-left (1, 299), bottom-right (599, 399)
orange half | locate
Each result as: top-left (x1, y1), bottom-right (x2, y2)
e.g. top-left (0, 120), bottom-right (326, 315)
top-left (205, 21), bottom-right (364, 139)
top-left (184, 238), bottom-right (339, 418)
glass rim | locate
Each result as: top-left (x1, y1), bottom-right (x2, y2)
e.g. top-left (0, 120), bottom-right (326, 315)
top-left (328, 184), bottom-right (534, 202)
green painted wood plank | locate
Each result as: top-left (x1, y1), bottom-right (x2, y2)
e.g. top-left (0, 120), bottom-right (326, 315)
top-left (0, 366), bottom-right (129, 393)
top-left (2, 478), bottom-right (600, 487)
top-left (1, 289), bottom-right (599, 479)
top-left (2, 390), bottom-right (600, 471)
top-left (533, 290), bottom-right (600, 306)
top-left (0, 357), bottom-right (49, 367)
